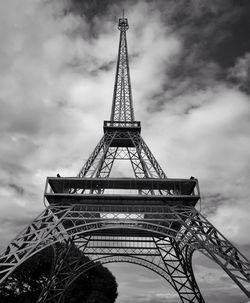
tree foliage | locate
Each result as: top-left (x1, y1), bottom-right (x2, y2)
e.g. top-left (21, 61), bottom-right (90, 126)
top-left (0, 244), bottom-right (118, 303)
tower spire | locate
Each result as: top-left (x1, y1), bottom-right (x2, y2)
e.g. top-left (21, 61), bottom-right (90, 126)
top-left (110, 16), bottom-right (134, 123)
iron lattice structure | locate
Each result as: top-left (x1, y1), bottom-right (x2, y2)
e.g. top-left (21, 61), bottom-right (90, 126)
top-left (0, 17), bottom-right (250, 303)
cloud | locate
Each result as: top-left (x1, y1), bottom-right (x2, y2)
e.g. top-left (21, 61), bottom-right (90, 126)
top-left (107, 263), bottom-right (177, 303)
top-left (228, 52), bottom-right (250, 93)
top-left (164, 0), bottom-right (250, 68)
top-left (0, 0), bottom-right (97, 245)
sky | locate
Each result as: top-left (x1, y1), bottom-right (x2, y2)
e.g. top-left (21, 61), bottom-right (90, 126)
top-left (0, 0), bottom-right (250, 302)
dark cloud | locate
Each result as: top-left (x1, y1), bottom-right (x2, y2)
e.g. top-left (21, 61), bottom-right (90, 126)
top-left (165, 0), bottom-right (250, 65)
top-left (228, 52), bottom-right (250, 93)
top-left (156, 0), bottom-right (250, 94)
top-left (66, 0), bottom-right (113, 18)
top-left (66, 0), bottom-right (250, 94)
top-left (9, 183), bottom-right (24, 195)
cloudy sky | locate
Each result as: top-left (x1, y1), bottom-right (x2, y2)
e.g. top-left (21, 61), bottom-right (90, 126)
top-left (0, 0), bottom-right (250, 302)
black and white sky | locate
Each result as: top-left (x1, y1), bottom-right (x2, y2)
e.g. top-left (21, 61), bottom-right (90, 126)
top-left (0, 0), bottom-right (250, 302)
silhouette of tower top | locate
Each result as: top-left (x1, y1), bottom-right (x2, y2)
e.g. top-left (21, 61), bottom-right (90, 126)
top-left (111, 15), bottom-right (134, 123)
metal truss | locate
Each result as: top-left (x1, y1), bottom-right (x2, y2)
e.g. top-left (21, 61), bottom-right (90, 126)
top-left (0, 206), bottom-right (71, 284)
top-left (37, 236), bottom-right (204, 303)
top-left (76, 16), bottom-right (167, 183)
top-left (37, 240), bottom-right (74, 302)
top-left (110, 17), bottom-right (134, 123)
top-left (77, 130), bottom-right (167, 191)
top-left (128, 133), bottom-right (166, 178)
top-left (0, 203), bottom-right (249, 302)
top-left (78, 132), bottom-right (116, 178)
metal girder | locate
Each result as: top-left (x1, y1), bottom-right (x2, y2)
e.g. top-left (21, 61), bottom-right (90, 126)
top-left (175, 209), bottom-right (250, 295)
top-left (78, 132), bottom-right (116, 178)
top-left (0, 206), bottom-right (71, 284)
top-left (43, 255), bottom-right (172, 303)
top-left (153, 237), bottom-right (204, 302)
top-left (128, 132), bottom-right (167, 179)
top-left (37, 237), bottom-right (91, 303)
top-left (76, 130), bottom-right (167, 187)
top-left (36, 236), bottom-right (204, 303)
top-left (37, 241), bottom-right (73, 303)
top-left (0, 203), bottom-right (249, 301)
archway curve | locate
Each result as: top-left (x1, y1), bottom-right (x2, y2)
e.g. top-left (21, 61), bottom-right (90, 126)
top-left (52, 236), bottom-right (203, 303)
top-left (2, 216), bottom-right (249, 300)
top-left (65, 219), bottom-right (179, 239)
top-left (0, 220), bottom-right (231, 283)
top-left (1, 225), bottom-right (208, 303)
top-left (0, 220), bottom-right (179, 285)
top-left (4, 219), bottom-right (179, 274)
top-left (56, 254), bottom-right (177, 303)
top-left (63, 254), bottom-right (172, 285)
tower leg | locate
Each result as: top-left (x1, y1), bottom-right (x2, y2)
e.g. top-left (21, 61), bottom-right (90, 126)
top-left (174, 207), bottom-right (250, 298)
top-left (78, 132), bottom-right (117, 178)
top-left (37, 235), bottom-right (90, 303)
top-left (0, 205), bottom-right (72, 284)
top-left (37, 241), bottom-right (72, 303)
top-left (154, 237), bottom-right (204, 303)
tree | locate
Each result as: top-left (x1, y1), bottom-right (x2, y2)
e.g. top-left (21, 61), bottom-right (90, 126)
top-left (0, 244), bottom-right (118, 303)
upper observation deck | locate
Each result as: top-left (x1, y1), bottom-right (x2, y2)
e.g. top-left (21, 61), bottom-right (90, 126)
top-left (103, 120), bottom-right (141, 133)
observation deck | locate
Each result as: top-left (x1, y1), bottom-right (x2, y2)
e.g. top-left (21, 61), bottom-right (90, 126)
top-left (44, 177), bottom-right (200, 206)
top-left (103, 120), bottom-right (141, 133)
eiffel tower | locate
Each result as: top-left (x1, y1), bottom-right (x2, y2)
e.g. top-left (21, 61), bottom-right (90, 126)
top-left (1, 16), bottom-right (250, 303)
